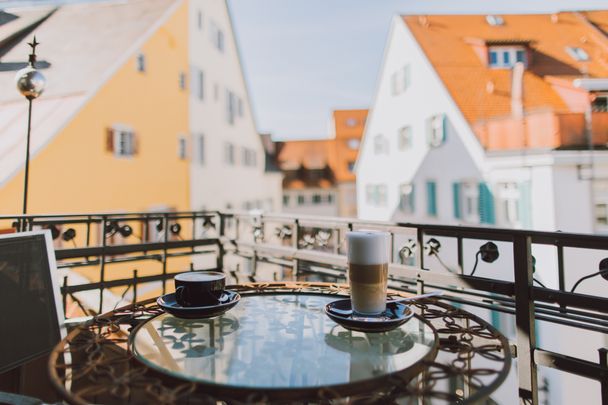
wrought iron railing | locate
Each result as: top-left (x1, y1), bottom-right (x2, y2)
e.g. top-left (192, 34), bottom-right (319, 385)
top-left (2, 210), bottom-right (607, 404)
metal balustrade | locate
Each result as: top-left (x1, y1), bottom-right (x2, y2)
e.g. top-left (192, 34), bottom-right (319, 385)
top-left (1, 210), bottom-right (607, 405)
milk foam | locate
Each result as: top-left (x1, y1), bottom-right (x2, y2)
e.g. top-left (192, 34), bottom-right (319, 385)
top-left (347, 231), bottom-right (389, 265)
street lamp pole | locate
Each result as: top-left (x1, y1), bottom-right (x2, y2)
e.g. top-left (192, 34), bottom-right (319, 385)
top-left (15, 36), bottom-right (46, 215)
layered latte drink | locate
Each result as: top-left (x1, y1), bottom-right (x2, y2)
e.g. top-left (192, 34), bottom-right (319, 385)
top-left (347, 231), bottom-right (390, 315)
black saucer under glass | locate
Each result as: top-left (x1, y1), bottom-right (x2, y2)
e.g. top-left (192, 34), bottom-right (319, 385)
top-left (324, 299), bottom-right (414, 333)
top-left (157, 290), bottom-right (240, 319)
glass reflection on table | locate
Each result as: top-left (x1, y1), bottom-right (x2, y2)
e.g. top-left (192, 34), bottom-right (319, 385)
top-left (131, 294), bottom-right (435, 389)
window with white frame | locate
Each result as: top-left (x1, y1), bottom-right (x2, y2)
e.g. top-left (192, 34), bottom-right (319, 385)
top-left (224, 142), bottom-right (235, 165)
top-left (113, 128), bottom-right (135, 157)
top-left (197, 10), bottom-right (203, 31)
top-left (488, 46), bottom-right (527, 68)
top-left (594, 181), bottom-right (608, 230)
top-left (365, 185), bottom-right (374, 204)
top-left (196, 69), bottom-right (204, 100)
top-left (226, 89), bottom-right (237, 124)
top-left (399, 183), bottom-right (415, 214)
top-left (209, 21), bottom-right (224, 52)
top-left (391, 65), bottom-right (410, 95)
top-left (283, 195), bottom-right (290, 207)
top-left (498, 182), bottom-right (520, 225)
top-left (366, 184), bottom-right (388, 206)
top-left (374, 134), bottom-right (388, 154)
top-left (136, 53), bottom-right (145, 72)
top-left (312, 194), bottom-right (322, 204)
top-left (398, 126), bottom-right (413, 150)
top-left (297, 194), bottom-right (305, 205)
top-left (178, 136), bottom-right (187, 160)
top-left (461, 182), bottom-right (480, 223)
top-left (242, 148), bottom-right (257, 167)
top-left (179, 72), bottom-right (186, 90)
top-left (197, 134), bottom-right (205, 165)
top-left (427, 115), bottom-right (446, 147)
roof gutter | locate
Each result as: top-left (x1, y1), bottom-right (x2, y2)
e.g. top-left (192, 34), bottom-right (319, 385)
top-left (573, 78), bottom-right (608, 91)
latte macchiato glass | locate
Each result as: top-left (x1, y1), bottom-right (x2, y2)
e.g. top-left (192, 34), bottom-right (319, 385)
top-left (347, 230), bottom-right (390, 315)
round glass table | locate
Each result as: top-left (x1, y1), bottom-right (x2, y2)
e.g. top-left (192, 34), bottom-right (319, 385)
top-left (49, 282), bottom-right (511, 404)
top-left (131, 294), bottom-right (436, 398)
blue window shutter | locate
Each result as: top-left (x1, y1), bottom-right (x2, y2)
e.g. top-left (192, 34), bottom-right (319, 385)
top-left (520, 181), bottom-right (532, 229)
top-left (478, 182), bottom-right (496, 224)
top-left (426, 181), bottom-right (437, 216)
top-left (441, 114), bottom-right (447, 143)
top-left (453, 182), bottom-right (461, 219)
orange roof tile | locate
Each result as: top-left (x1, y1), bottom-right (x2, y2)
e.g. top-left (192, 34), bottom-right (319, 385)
top-left (402, 12), bottom-right (608, 128)
top-left (333, 109), bottom-right (368, 139)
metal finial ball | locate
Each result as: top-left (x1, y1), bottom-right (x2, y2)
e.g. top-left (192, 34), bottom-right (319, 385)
top-left (15, 66), bottom-right (46, 99)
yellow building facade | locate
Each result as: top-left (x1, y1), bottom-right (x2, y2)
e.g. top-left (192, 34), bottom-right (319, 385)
top-left (0, 1), bottom-right (190, 215)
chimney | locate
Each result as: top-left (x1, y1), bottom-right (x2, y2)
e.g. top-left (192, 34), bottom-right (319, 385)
top-left (511, 62), bottom-right (524, 119)
top-left (551, 13), bottom-right (559, 23)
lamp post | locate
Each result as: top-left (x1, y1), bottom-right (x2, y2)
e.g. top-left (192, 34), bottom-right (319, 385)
top-left (15, 36), bottom-right (45, 215)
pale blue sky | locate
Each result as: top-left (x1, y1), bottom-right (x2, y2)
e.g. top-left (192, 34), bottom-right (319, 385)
top-left (228, 0), bottom-right (608, 140)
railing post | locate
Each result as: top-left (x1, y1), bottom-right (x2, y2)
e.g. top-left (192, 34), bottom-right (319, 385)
top-left (513, 234), bottom-right (538, 405)
top-left (99, 216), bottom-right (107, 314)
top-left (600, 348), bottom-right (608, 405)
top-left (292, 219), bottom-right (300, 279)
top-left (132, 269), bottom-right (138, 305)
top-left (161, 213), bottom-right (169, 294)
top-left (217, 213), bottom-right (225, 272)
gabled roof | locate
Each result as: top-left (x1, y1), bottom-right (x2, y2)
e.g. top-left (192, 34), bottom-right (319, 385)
top-left (402, 12), bottom-right (608, 126)
top-left (0, 0), bottom-right (179, 186)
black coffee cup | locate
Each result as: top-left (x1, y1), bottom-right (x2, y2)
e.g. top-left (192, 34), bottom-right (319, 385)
top-left (174, 271), bottom-right (226, 307)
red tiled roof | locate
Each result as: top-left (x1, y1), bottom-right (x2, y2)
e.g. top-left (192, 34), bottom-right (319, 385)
top-left (402, 12), bottom-right (608, 127)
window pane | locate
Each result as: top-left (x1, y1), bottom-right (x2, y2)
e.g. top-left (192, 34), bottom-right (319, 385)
top-left (516, 50), bottom-right (525, 63)
top-left (503, 51), bottom-right (510, 65)
top-left (198, 135), bottom-right (204, 164)
top-left (489, 51), bottom-right (498, 65)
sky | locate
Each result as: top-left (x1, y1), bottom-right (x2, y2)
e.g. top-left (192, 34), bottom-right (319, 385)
top-left (228, 0), bottom-right (608, 140)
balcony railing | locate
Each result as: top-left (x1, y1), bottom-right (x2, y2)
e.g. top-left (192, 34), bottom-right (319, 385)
top-left (2, 210), bottom-right (607, 404)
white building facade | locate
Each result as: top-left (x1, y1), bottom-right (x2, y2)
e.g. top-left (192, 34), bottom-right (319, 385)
top-left (356, 14), bottom-right (608, 405)
top-left (188, 0), bottom-right (281, 212)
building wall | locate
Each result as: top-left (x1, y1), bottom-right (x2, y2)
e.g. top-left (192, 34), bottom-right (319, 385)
top-left (282, 188), bottom-right (338, 217)
top-left (0, 0), bottom-right (190, 215)
top-left (337, 181), bottom-right (357, 218)
top-left (187, 0), bottom-right (281, 213)
top-left (0, 1), bottom-right (193, 308)
top-left (357, 17), bottom-right (484, 222)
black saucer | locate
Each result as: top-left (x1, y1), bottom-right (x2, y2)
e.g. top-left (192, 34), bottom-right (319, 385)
top-left (324, 299), bottom-right (414, 333)
top-left (157, 290), bottom-right (240, 319)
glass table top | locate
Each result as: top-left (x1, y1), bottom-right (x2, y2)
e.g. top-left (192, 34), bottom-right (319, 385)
top-left (131, 293), bottom-right (436, 390)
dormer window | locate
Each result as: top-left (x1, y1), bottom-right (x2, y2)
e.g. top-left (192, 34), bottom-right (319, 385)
top-left (566, 47), bottom-right (589, 62)
top-left (489, 46), bottom-right (526, 68)
top-left (486, 15), bottom-right (504, 26)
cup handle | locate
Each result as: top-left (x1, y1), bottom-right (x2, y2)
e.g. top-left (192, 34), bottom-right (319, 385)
top-left (175, 286), bottom-right (187, 306)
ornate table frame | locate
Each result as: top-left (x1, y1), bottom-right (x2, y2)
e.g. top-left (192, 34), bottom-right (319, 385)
top-left (48, 282), bottom-right (512, 404)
